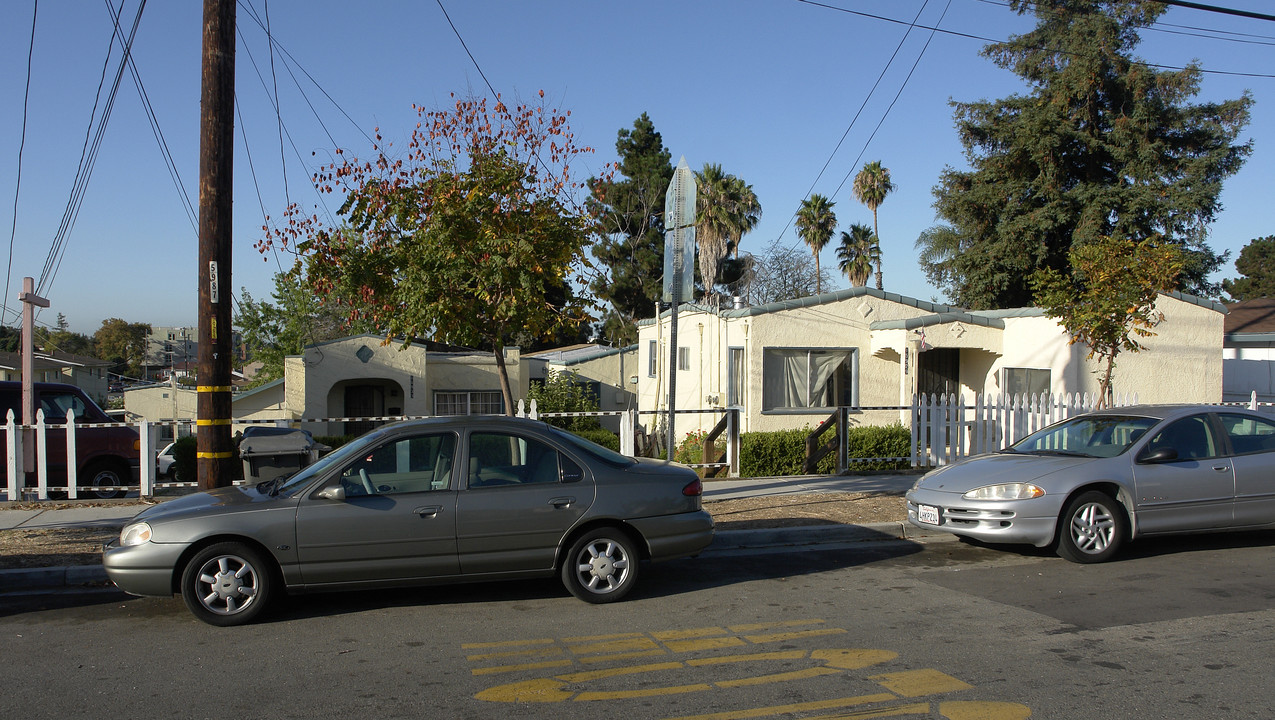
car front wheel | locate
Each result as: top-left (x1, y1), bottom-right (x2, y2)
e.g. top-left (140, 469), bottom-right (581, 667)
top-left (181, 542), bottom-right (275, 626)
top-left (1056, 490), bottom-right (1127, 563)
top-left (561, 529), bottom-right (639, 603)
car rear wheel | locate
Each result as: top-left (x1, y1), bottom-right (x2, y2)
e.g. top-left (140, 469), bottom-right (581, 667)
top-left (561, 528), bottom-right (639, 603)
top-left (1056, 491), bottom-right (1127, 564)
top-left (82, 460), bottom-right (128, 499)
top-left (181, 542), bottom-right (275, 626)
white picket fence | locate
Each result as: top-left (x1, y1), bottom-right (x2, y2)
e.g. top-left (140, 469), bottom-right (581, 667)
top-left (911, 392), bottom-right (1140, 467)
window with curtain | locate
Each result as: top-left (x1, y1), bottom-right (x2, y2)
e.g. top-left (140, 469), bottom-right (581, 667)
top-left (762, 348), bottom-right (856, 411)
top-left (1002, 367), bottom-right (1051, 397)
top-left (727, 347), bottom-right (745, 408)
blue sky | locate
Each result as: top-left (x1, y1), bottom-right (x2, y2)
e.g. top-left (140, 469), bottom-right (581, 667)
top-left (1, 0), bottom-right (1272, 336)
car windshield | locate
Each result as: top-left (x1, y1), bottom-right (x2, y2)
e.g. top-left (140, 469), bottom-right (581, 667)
top-left (544, 425), bottom-right (636, 467)
top-left (273, 427), bottom-right (395, 496)
top-left (1008, 415), bottom-right (1159, 458)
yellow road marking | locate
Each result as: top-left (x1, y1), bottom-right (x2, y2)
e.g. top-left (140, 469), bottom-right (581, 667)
top-left (938, 701), bottom-right (1032, 720)
top-left (665, 636), bottom-right (747, 653)
top-left (471, 660), bottom-right (572, 676)
top-left (652, 627), bottom-right (729, 640)
top-left (805, 702), bottom-right (929, 719)
top-left (664, 693), bottom-right (900, 720)
top-left (465, 646), bottom-right (564, 661)
top-left (728, 619), bottom-right (826, 633)
top-left (578, 650), bottom-right (668, 664)
top-left (744, 628), bottom-right (849, 643)
top-left (462, 638), bottom-right (554, 650)
top-left (474, 648), bottom-right (897, 703)
top-left (568, 637), bottom-right (660, 655)
top-left (869, 669), bottom-right (973, 698)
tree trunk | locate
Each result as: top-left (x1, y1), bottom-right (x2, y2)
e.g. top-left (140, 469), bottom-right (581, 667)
top-left (1097, 351), bottom-right (1118, 410)
top-left (493, 343), bottom-right (516, 416)
top-left (872, 209), bottom-right (883, 291)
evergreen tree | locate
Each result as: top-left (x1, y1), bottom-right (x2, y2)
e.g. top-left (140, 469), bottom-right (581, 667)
top-left (588, 114), bottom-right (674, 344)
top-left (930, 0), bottom-right (1251, 309)
top-left (1222, 236), bottom-right (1275, 301)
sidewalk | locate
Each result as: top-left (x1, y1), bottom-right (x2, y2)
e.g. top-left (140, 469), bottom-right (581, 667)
top-left (0, 474), bottom-right (948, 592)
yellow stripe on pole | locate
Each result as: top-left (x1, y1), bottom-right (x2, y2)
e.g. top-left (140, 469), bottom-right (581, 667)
top-left (196, 451), bottom-right (235, 459)
top-left (196, 418), bottom-right (232, 426)
top-left (197, 386), bottom-right (234, 393)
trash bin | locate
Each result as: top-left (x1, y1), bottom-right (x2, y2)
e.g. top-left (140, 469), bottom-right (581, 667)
top-left (239, 427), bottom-right (330, 483)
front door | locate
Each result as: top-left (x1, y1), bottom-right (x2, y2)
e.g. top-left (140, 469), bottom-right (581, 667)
top-left (918, 348), bottom-right (960, 398)
top-left (344, 385), bottom-right (381, 436)
top-left (294, 431), bottom-right (460, 584)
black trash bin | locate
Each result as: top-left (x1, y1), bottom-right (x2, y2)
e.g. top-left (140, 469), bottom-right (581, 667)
top-left (239, 427), bottom-right (329, 483)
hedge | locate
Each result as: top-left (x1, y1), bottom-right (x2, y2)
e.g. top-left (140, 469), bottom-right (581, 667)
top-left (737, 423), bottom-right (910, 478)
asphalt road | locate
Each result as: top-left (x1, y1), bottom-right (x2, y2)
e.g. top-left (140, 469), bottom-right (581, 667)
top-left (2, 532), bottom-right (1274, 719)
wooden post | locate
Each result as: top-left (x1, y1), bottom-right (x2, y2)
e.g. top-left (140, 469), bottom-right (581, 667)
top-left (196, 0), bottom-right (236, 489)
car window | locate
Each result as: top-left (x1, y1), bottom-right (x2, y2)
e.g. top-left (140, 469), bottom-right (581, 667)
top-left (1143, 415), bottom-right (1219, 461)
top-left (38, 391), bottom-right (91, 423)
top-left (467, 432), bottom-right (562, 487)
top-left (339, 432), bottom-right (456, 496)
top-left (1218, 413), bottom-right (1275, 456)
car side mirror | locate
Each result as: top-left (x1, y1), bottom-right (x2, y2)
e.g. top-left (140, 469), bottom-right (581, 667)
top-left (1139, 447), bottom-right (1179, 464)
top-left (314, 485), bottom-right (346, 501)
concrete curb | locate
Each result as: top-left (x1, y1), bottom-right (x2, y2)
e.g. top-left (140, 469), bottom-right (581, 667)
top-left (1, 521), bottom-right (954, 592)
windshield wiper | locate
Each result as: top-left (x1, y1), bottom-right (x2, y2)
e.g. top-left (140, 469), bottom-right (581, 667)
top-left (256, 476), bottom-right (284, 496)
top-left (1025, 449), bottom-right (1093, 458)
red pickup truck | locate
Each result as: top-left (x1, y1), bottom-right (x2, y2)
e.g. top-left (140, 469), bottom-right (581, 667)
top-left (0, 381), bottom-right (140, 499)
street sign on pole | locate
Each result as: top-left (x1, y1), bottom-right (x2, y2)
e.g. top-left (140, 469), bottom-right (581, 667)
top-left (662, 157), bottom-right (696, 455)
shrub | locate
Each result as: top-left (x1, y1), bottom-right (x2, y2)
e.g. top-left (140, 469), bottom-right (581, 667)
top-left (570, 428), bottom-right (620, 452)
top-left (673, 429), bottom-right (708, 469)
top-left (739, 423), bottom-right (910, 477)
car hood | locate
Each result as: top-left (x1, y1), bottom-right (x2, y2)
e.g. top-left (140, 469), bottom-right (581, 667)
top-left (916, 452), bottom-right (1099, 492)
top-left (133, 485), bottom-right (291, 524)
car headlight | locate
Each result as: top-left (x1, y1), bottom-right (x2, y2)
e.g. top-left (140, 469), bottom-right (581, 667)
top-left (120, 522), bottom-right (152, 546)
top-left (962, 483), bottom-right (1045, 501)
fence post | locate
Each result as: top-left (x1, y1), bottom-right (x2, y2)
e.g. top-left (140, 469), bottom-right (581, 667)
top-left (529, 399), bottom-right (539, 421)
top-left (66, 410), bottom-right (78, 500)
top-left (6, 410), bottom-right (18, 501)
top-left (728, 408), bottom-right (740, 477)
top-left (35, 410), bottom-right (48, 500)
top-left (836, 406), bottom-right (848, 474)
top-left (620, 409), bottom-right (635, 457)
top-left (140, 419), bottom-right (154, 497)
top-left (909, 395), bottom-right (919, 468)
top-left (1252, 390), bottom-right (1259, 411)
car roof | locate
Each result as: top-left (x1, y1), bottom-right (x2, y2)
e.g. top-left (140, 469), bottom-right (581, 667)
top-left (1085, 404), bottom-right (1266, 421)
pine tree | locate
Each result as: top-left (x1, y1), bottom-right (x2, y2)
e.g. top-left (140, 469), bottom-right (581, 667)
top-left (929, 0), bottom-right (1251, 309)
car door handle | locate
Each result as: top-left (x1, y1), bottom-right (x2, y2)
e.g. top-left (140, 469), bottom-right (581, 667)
top-left (1213, 465), bottom-right (1231, 473)
top-left (414, 505), bottom-right (442, 518)
top-left (548, 497), bottom-right (575, 509)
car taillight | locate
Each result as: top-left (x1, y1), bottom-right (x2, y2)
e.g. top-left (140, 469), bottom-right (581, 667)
top-left (682, 478), bottom-right (702, 497)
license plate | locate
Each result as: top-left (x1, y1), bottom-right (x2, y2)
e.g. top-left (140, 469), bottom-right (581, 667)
top-left (917, 504), bottom-right (941, 525)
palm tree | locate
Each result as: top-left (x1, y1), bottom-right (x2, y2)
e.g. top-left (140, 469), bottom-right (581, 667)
top-left (794, 194), bottom-right (837, 295)
top-left (696, 164), bottom-right (763, 300)
top-left (836, 223), bottom-right (878, 288)
top-left (852, 161), bottom-right (895, 290)
top-left (695, 164), bottom-right (733, 300)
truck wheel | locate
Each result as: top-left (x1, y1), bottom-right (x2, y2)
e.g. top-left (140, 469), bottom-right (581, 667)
top-left (82, 460), bottom-right (128, 500)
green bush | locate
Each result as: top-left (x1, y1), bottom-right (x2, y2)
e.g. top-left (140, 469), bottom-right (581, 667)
top-left (570, 428), bottom-right (620, 452)
top-left (739, 423), bottom-right (910, 478)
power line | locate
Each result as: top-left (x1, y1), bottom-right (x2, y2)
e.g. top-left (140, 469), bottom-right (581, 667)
top-left (3, 0), bottom-right (39, 327)
top-left (795, 0), bottom-right (1275, 78)
top-left (1158, 0), bottom-right (1275, 22)
top-left (435, 0), bottom-right (498, 99)
top-left (108, 0), bottom-right (199, 234)
top-left (37, 0), bottom-right (146, 305)
top-left (263, 0), bottom-right (289, 208)
top-left (777, 0), bottom-right (934, 243)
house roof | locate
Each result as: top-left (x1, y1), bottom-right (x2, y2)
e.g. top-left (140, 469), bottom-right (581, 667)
top-left (637, 287), bottom-right (1226, 327)
top-left (526, 343), bottom-right (637, 366)
top-left (1225, 298), bottom-right (1275, 334)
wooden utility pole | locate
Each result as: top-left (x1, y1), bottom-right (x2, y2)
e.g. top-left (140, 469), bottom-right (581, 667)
top-left (196, 0), bottom-right (235, 489)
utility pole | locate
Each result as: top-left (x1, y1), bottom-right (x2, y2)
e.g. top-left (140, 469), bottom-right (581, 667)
top-left (196, 0), bottom-right (235, 490)
top-left (19, 277), bottom-right (49, 481)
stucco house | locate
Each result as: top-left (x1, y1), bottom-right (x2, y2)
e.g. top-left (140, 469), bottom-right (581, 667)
top-left (124, 335), bottom-right (527, 438)
top-left (524, 344), bottom-right (639, 431)
top-left (637, 288), bottom-right (1225, 438)
top-left (1222, 297), bottom-right (1275, 403)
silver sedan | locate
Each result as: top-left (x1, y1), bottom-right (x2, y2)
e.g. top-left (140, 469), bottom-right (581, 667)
top-left (104, 416), bottom-right (714, 625)
top-left (906, 405), bottom-right (1275, 563)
